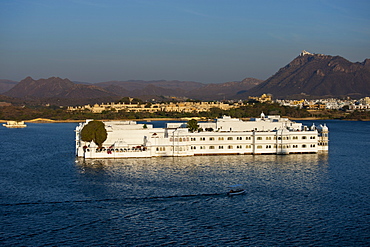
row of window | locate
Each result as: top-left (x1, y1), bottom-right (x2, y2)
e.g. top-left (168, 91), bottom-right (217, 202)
top-left (190, 136), bottom-right (253, 141)
top-left (318, 142), bottom-right (329, 146)
top-left (192, 145), bottom-right (253, 150)
top-left (159, 144), bottom-right (317, 152)
top-left (171, 136), bottom-right (316, 142)
top-left (255, 144), bottom-right (316, 149)
top-left (157, 146), bottom-right (188, 151)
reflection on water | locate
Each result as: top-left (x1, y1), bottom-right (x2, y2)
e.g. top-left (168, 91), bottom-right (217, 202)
top-left (76, 153), bottom-right (328, 171)
top-left (75, 154), bottom-right (329, 200)
top-left (76, 154), bottom-right (328, 174)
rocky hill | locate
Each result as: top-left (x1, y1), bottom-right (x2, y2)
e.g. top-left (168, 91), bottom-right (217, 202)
top-left (95, 80), bottom-right (204, 92)
top-left (2, 51), bottom-right (368, 103)
top-left (0, 79), bottom-right (18, 94)
top-left (96, 80), bottom-right (191, 98)
top-left (3, 77), bottom-right (119, 105)
top-left (186, 78), bottom-right (263, 100)
top-left (96, 78), bottom-right (263, 100)
top-left (1, 77), bottom-right (263, 103)
top-left (245, 51), bottom-right (370, 99)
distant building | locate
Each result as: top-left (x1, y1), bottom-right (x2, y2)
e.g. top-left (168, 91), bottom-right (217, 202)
top-left (248, 94), bottom-right (272, 103)
top-left (68, 101), bottom-right (243, 113)
top-left (275, 97), bottom-right (370, 111)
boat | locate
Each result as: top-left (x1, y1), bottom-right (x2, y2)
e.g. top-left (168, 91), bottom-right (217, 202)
top-left (2, 121), bottom-right (27, 128)
top-left (227, 184), bottom-right (245, 195)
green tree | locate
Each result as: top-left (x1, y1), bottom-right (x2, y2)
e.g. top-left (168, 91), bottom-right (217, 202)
top-left (81, 120), bottom-right (107, 147)
top-left (187, 119), bottom-right (199, 132)
top-left (116, 97), bottom-right (131, 104)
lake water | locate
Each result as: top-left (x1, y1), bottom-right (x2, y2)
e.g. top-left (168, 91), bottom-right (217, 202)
top-left (1, 120), bottom-right (369, 246)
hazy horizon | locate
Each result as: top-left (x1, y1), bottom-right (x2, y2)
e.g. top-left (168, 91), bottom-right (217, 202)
top-left (1, 0), bottom-right (369, 84)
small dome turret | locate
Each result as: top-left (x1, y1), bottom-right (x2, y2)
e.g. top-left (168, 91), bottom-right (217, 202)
top-left (321, 124), bottom-right (328, 132)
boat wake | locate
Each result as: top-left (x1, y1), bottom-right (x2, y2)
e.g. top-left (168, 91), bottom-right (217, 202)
top-left (0, 193), bottom-right (228, 207)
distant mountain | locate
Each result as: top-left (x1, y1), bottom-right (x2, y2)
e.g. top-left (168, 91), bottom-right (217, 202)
top-left (3, 77), bottom-right (119, 105)
top-left (130, 84), bottom-right (186, 97)
top-left (95, 78), bottom-right (263, 100)
top-left (245, 51), bottom-right (370, 99)
top-left (73, 81), bottom-right (93, 85)
top-left (95, 80), bottom-right (204, 92)
top-left (186, 78), bottom-right (263, 100)
top-left (3, 51), bottom-right (367, 105)
top-left (0, 79), bottom-right (18, 94)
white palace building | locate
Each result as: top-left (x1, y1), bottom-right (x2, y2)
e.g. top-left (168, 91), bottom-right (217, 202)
top-left (75, 113), bottom-right (329, 159)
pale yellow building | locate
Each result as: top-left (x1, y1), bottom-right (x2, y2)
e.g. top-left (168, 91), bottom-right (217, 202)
top-left (248, 94), bottom-right (272, 103)
top-left (67, 101), bottom-right (243, 114)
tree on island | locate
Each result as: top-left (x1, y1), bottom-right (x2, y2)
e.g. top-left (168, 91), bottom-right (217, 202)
top-left (80, 120), bottom-right (107, 148)
top-left (116, 97), bottom-right (143, 104)
top-left (187, 119), bottom-right (199, 132)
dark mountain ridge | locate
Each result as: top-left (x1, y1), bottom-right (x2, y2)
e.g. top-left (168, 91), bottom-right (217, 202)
top-left (95, 80), bottom-right (204, 91)
top-left (1, 77), bottom-right (263, 104)
top-left (0, 79), bottom-right (18, 94)
top-left (185, 78), bottom-right (263, 100)
top-left (1, 51), bottom-right (368, 104)
top-left (245, 51), bottom-right (370, 99)
top-left (3, 77), bottom-right (119, 105)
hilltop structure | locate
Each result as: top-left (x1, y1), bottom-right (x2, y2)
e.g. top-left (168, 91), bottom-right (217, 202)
top-left (300, 50), bottom-right (313, 56)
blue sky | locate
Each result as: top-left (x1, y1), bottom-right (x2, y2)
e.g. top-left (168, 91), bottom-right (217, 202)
top-left (1, 0), bottom-right (369, 83)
